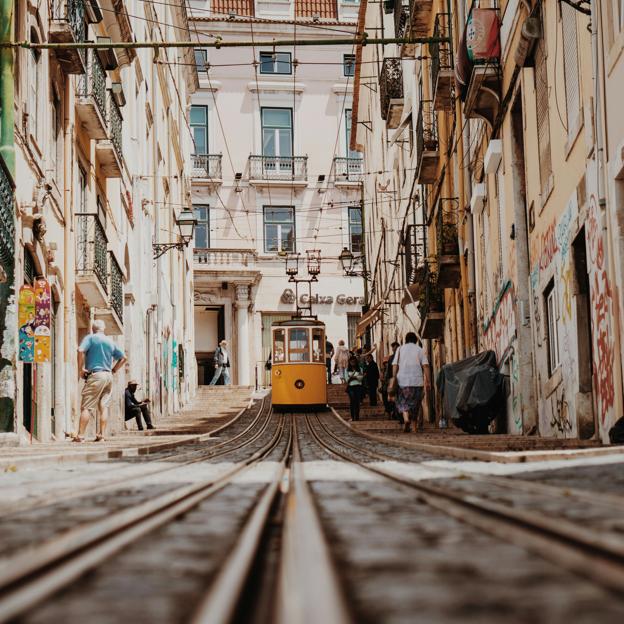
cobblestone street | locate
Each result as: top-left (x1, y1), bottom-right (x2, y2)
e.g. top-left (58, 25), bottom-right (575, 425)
top-left (1, 388), bottom-right (624, 623)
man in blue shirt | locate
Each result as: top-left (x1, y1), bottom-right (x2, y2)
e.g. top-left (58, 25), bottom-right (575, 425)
top-left (76, 320), bottom-right (126, 442)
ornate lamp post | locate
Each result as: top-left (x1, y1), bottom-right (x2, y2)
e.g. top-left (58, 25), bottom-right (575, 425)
top-left (152, 209), bottom-right (197, 259)
top-left (284, 249), bottom-right (321, 317)
top-left (339, 246), bottom-right (369, 279)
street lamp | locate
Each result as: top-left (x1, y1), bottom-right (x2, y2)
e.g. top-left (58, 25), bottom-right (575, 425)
top-left (339, 246), bottom-right (369, 279)
top-left (152, 208), bottom-right (197, 259)
top-left (284, 249), bottom-right (322, 317)
top-left (306, 249), bottom-right (321, 278)
top-left (285, 252), bottom-right (300, 277)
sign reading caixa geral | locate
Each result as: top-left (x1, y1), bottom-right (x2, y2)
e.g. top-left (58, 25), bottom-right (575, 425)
top-left (280, 289), bottom-right (364, 306)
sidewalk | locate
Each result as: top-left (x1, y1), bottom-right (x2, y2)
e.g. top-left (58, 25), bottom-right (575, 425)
top-left (0, 386), bottom-right (256, 470)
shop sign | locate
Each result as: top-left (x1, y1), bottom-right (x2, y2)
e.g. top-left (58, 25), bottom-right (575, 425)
top-left (18, 278), bottom-right (52, 363)
top-left (280, 289), bottom-right (364, 306)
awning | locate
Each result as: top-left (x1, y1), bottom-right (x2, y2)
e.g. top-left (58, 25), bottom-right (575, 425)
top-left (356, 301), bottom-right (383, 337)
top-left (401, 283), bottom-right (424, 309)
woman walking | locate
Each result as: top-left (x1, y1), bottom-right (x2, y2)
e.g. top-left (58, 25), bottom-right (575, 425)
top-left (392, 332), bottom-right (431, 432)
top-left (334, 339), bottom-right (350, 383)
top-left (344, 355), bottom-right (364, 421)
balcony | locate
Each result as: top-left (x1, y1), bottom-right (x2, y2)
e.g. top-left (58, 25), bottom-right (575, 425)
top-left (394, 0), bottom-right (415, 58)
top-left (50, 0), bottom-right (87, 74)
top-left (456, 8), bottom-right (501, 126)
top-left (379, 58), bottom-right (404, 129)
top-left (248, 155), bottom-right (308, 187)
top-left (430, 13), bottom-right (454, 111)
top-left (75, 51), bottom-right (108, 139)
top-left (191, 154), bottom-right (223, 185)
top-left (401, 223), bottom-right (427, 308)
top-left (96, 253), bottom-right (123, 335)
top-left (416, 101), bottom-right (439, 184)
top-left (96, 91), bottom-right (123, 177)
top-left (408, 0), bottom-right (434, 37)
top-left (194, 248), bottom-right (260, 284)
top-left (76, 214), bottom-right (108, 308)
top-left (436, 202), bottom-right (461, 289)
top-left (333, 157), bottom-right (364, 186)
top-left (418, 267), bottom-right (445, 339)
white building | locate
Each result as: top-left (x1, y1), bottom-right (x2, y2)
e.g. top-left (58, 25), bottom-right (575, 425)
top-left (189, 0), bottom-right (365, 387)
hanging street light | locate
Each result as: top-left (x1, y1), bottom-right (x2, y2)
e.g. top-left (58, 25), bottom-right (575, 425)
top-left (339, 246), bottom-right (369, 279)
top-left (152, 208), bottom-right (197, 259)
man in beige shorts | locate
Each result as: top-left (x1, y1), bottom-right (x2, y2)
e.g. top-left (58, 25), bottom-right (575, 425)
top-left (76, 320), bottom-right (126, 442)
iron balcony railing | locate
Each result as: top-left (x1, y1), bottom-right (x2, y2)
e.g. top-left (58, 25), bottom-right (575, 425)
top-left (394, 0), bottom-right (411, 39)
top-left (248, 155), bottom-right (308, 181)
top-left (416, 100), bottom-right (438, 159)
top-left (53, 0), bottom-right (87, 43)
top-left (403, 222), bottom-right (427, 285)
top-left (333, 157), bottom-right (364, 182)
top-left (430, 13), bottom-right (453, 101)
top-left (78, 51), bottom-right (107, 121)
top-left (379, 58), bottom-right (403, 121)
top-left (110, 254), bottom-right (123, 322)
top-left (0, 157), bottom-right (15, 276)
top-left (436, 200), bottom-right (459, 257)
top-left (192, 154), bottom-right (223, 179)
top-left (419, 264), bottom-right (444, 314)
top-left (77, 214), bottom-right (108, 293)
top-left (107, 91), bottom-right (123, 159)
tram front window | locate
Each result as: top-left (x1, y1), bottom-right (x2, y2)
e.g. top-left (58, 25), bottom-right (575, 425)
top-left (288, 328), bottom-right (310, 362)
top-left (273, 329), bottom-right (286, 363)
top-left (312, 329), bottom-right (324, 362)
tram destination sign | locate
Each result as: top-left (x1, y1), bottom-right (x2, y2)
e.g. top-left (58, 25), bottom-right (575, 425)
top-left (280, 289), bottom-right (364, 306)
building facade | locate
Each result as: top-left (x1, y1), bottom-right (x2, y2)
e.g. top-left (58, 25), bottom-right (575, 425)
top-left (0, 0), bottom-right (198, 443)
top-left (189, 0), bottom-right (365, 387)
top-left (352, 0), bottom-right (624, 441)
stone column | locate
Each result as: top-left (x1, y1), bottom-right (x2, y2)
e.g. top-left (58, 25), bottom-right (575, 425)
top-left (235, 284), bottom-right (250, 386)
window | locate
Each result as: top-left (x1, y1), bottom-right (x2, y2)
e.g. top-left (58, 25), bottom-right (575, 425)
top-left (51, 92), bottom-right (62, 181)
top-left (194, 48), bottom-right (207, 73)
top-left (545, 281), bottom-right (560, 376)
top-left (29, 34), bottom-right (40, 142)
top-left (534, 9), bottom-right (552, 195)
top-left (561, 2), bottom-right (580, 133)
top-left (264, 206), bottom-right (295, 253)
top-left (190, 105), bottom-right (208, 155)
top-left (259, 52), bottom-right (292, 75)
top-left (261, 108), bottom-right (293, 158)
top-left (288, 328), bottom-right (310, 362)
top-left (347, 313), bottom-right (359, 350)
top-left (193, 205), bottom-right (210, 248)
top-left (273, 329), bottom-right (286, 363)
top-left (78, 167), bottom-right (87, 212)
top-left (343, 54), bottom-right (355, 77)
top-left (312, 329), bottom-right (324, 362)
top-left (348, 206), bottom-right (363, 253)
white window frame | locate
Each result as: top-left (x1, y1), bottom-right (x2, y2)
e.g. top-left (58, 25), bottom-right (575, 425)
top-left (545, 283), bottom-right (560, 376)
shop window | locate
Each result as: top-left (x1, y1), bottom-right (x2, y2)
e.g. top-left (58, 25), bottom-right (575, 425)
top-left (259, 51), bottom-right (292, 74)
top-left (264, 206), bottom-right (296, 253)
top-left (288, 327), bottom-right (310, 362)
top-left (545, 280), bottom-right (560, 376)
top-left (273, 328), bottom-right (286, 363)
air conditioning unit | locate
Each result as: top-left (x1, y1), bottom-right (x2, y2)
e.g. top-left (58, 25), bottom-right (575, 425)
top-left (484, 139), bottom-right (502, 174)
top-left (470, 183), bottom-right (487, 213)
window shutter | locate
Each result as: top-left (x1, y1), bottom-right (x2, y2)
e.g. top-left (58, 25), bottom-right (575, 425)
top-left (561, 2), bottom-right (580, 133)
top-left (534, 28), bottom-right (552, 194)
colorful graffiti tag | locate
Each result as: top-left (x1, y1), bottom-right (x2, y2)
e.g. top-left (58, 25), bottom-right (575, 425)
top-left (481, 281), bottom-right (516, 362)
top-left (587, 196), bottom-right (615, 424)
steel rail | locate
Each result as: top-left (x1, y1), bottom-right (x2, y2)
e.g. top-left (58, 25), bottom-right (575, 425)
top-left (325, 406), bottom-right (624, 513)
top-left (0, 395), bottom-right (269, 517)
top-left (305, 413), bottom-right (624, 595)
top-left (0, 409), bottom-right (282, 623)
top-left (191, 421), bottom-right (292, 624)
top-left (276, 417), bottom-right (353, 624)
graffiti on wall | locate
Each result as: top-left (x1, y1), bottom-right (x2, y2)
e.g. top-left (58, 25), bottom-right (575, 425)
top-left (587, 196), bottom-right (615, 425)
top-left (481, 281), bottom-right (516, 362)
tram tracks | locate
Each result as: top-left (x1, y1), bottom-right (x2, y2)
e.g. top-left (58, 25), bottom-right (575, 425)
top-left (0, 396), bottom-right (269, 518)
top-left (305, 412), bottom-right (624, 595)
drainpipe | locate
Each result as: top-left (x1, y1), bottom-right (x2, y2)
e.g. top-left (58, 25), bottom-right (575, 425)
top-left (0, 0), bottom-right (16, 435)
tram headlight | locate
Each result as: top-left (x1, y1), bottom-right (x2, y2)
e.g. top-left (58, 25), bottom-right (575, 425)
top-left (274, 369), bottom-right (282, 377)
top-left (294, 379), bottom-right (305, 389)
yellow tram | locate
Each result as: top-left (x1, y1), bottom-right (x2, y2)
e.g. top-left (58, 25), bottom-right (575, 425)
top-left (271, 318), bottom-right (328, 410)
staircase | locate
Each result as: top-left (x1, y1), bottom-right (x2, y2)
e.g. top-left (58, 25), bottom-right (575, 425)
top-left (144, 385), bottom-right (254, 436)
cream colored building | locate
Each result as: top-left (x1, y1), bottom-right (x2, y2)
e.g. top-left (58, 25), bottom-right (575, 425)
top-left (6, 0), bottom-right (198, 442)
top-left (189, 0), bottom-right (365, 387)
top-left (352, 0), bottom-right (624, 441)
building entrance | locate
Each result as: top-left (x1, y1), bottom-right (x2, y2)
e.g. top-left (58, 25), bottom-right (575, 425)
top-left (194, 305), bottom-right (225, 385)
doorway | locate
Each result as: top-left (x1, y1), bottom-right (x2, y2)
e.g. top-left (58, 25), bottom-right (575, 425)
top-left (194, 305), bottom-right (225, 385)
